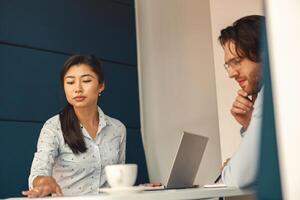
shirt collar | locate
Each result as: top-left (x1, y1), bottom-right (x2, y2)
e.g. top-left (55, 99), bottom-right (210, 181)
top-left (98, 106), bottom-right (108, 129)
top-left (80, 106), bottom-right (109, 139)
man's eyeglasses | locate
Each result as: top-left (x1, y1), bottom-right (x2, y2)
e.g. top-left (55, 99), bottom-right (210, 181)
top-left (224, 57), bottom-right (244, 72)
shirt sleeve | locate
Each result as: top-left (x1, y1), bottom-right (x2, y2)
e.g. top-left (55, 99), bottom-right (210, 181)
top-left (118, 124), bottom-right (126, 164)
top-left (221, 106), bottom-right (262, 188)
top-left (28, 123), bottom-right (59, 189)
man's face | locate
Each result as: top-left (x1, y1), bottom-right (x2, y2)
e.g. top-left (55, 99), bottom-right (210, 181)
top-left (223, 41), bottom-right (262, 95)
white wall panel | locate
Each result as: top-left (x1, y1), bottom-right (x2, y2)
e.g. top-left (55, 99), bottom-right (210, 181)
top-left (135, 0), bottom-right (221, 185)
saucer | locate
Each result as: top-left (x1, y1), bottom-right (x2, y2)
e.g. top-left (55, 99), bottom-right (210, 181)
top-left (99, 186), bottom-right (146, 194)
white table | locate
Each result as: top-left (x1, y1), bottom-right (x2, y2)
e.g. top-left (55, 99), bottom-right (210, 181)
top-left (8, 187), bottom-right (253, 200)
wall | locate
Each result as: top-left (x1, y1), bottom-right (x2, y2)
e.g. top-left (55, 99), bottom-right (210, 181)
top-left (209, 0), bottom-right (263, 160)
top-left (135, 0), bottom-right (221, 185)
top-left (0, 0), bottom-right (148, 198)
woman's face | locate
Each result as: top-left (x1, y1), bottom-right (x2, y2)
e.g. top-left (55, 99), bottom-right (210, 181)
top-left (63, 64), bottom-right (104, 109)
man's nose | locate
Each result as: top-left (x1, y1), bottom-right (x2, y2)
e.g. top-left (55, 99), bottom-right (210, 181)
top-left (227, 67), bottom-right (238, 78)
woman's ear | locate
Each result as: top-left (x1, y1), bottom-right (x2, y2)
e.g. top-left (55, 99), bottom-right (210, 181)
top-left (98, 82), bottom-right (105, 94)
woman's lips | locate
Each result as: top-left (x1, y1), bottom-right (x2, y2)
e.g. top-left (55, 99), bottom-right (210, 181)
top-left (74, 96), bottom-right (86, 102)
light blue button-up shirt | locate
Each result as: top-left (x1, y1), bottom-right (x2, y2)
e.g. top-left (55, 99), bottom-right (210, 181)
top-left (222, 88), bottom-right (263, 188)
top-left (28, 107), bottom-right (126, 195)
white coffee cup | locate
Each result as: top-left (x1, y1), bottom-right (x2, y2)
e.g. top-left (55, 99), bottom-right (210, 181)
top-left (105, 164), bottom-right (138, 188)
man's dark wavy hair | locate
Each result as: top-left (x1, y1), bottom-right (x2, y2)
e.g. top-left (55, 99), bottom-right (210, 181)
top-left (218, 15), bottom-right (265, 62)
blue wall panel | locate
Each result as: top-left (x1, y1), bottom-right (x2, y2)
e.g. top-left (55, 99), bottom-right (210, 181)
top-left (126, 128), bottom-right (149, 185)
top-left (0, 44), bottom-right (140, 128)
top-left (0, 0), bottom-right (137, 65)
top-left (101, 62), bottom-right (140, 128)
top-left (0, 45), bottom-right (66, 121)
top-left (0, 121), bottom-right (42, 198)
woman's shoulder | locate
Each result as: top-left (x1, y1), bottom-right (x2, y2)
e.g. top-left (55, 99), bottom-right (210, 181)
top-left (37, 114), bottom-right (63, 144)
top-left (42, 114), bottom-right (61, 130)
top-left (105, 115), bottom-right (126, 131)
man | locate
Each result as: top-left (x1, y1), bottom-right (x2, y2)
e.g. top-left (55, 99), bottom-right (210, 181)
top-left (218, 15), bottom-right (265, 188)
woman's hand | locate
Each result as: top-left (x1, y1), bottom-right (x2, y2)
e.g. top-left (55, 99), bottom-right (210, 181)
top-left (141, 182), bottom-right (162, 187)
top-left (22, 176), bottom-right (63, 198)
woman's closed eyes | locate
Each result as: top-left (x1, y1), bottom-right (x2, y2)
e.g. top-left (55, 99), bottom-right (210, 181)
top-left (65, 79), bottom-right (92, 85)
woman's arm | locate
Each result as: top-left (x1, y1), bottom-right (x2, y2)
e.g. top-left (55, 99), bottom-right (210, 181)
top-left (23, 121), bottom-right (63, 197)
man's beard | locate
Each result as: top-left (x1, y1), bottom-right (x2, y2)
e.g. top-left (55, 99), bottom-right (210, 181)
top-left (248, 77), bottom-right (263, 95)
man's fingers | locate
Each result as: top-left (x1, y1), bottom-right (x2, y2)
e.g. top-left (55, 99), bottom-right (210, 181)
top-left (231, 107), bottom-right (247, 115)
top-left (232, 101), bottom-right (251, 112)
top-left (221, 158), bottom-right (231, 171)
top-left (235, 95), bottom-right (253, 108)
top-left (238, 89), bottom-right (248, 97)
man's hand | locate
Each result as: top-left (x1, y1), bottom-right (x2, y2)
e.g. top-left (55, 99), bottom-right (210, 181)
top-left (221, 158), bottom-right (231, 171)
top-left (231, 89), bottom-right (257, 129)
top-left (22, 176), bottom-right (63, 198)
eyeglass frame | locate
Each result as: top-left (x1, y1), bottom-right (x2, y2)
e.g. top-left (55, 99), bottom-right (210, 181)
top-left (223, 57), bottom-right (245, 72)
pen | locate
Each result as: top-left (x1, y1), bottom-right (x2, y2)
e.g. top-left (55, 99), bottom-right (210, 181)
top-left (214, 174), bottom-right (221, 183)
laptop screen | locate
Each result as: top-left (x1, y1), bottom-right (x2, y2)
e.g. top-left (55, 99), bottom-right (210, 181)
top-left (166, 132), bottom-right (208, 189)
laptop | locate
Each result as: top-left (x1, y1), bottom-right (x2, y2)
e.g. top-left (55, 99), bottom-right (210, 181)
top-left (147, 132), bottom-right (208, 190)
top-left (165, 132), bottom-right (208, 189)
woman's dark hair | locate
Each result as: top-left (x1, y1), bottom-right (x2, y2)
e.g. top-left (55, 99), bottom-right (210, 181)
top-left (218, 15), bottom-right (265, 62)
top-left (59, 54), bottom-right (104, 154)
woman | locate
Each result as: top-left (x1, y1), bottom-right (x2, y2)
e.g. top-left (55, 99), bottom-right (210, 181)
top-left (22, 55), bottom-right (126, 197)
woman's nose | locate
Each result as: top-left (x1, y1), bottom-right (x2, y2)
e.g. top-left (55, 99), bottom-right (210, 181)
top-left (75, 82), bottom-right (83, 93)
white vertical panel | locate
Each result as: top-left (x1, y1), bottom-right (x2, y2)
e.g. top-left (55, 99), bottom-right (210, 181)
top-left (265, 1), bottom-right (300, 199)
top-left (135, 0), bottom-right (221, 185)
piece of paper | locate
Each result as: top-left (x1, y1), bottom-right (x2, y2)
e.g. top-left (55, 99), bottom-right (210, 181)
top-left (203, 184), bottom-right (227, 188)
